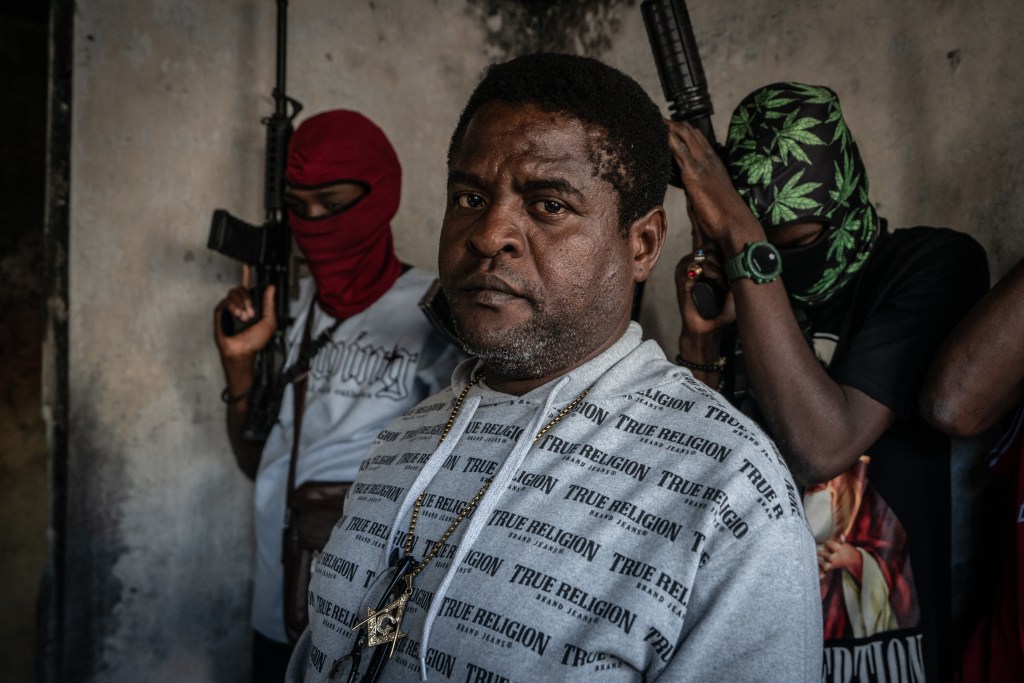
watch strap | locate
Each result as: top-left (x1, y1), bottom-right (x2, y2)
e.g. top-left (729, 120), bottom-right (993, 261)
top-left (725, 251), bottom-right (747, 282)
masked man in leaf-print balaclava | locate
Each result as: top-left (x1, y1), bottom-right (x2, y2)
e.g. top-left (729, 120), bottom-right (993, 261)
top-left (671, 78), bottom-right (991, 682)
top-left (723, 82), bottom-right (880, 306)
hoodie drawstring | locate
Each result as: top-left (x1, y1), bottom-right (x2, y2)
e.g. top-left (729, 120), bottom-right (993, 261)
top-left (384, 391), bottom-right (482, 567)
top-left (415, 376), bottom-right (571, 680)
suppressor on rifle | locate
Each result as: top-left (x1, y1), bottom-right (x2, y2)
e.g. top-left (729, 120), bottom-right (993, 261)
top-left (641, 0), bottom-right (717, 146)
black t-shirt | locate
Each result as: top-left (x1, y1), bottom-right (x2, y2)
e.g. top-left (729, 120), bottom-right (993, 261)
top-left (731, 226), bottom-right (989, 682)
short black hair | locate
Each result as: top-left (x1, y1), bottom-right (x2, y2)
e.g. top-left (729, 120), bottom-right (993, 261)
top-left (447, 52), bottom-right (670, 231)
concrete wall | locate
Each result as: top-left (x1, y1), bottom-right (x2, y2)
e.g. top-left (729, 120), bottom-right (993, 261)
top-left (48, 0), bottom-right (1024, 680)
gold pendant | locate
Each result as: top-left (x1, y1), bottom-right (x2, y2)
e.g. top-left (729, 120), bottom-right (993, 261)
top-left (353, 574), bottom-right (414, 657)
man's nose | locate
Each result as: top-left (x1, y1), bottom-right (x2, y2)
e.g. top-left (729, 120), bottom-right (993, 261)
top-left (467, 202), bottom-right (524, 258)
top-left (306, 201), bottom-right (330, 219)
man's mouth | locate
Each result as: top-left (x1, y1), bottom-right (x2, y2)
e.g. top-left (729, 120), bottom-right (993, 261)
top-left (457, 273), bottom-right (527, 304)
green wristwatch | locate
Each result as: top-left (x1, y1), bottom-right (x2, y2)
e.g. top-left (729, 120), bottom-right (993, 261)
top-left (725, 240), bottom-right (782, 284)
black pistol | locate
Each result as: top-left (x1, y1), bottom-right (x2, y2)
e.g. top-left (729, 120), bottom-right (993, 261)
top-left (641, 0), bottom-right (727, 320)
top-left (207, 0), bottom-right (302, 441)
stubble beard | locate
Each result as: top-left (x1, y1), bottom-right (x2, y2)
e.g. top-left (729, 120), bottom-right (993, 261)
top-left (450, 280), bottom-right (620, 382)
top-left (455, 315), bottom-right (577, 381)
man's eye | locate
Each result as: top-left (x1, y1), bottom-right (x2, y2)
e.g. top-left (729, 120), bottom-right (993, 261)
top-left (535, 199), bottom-right (565, 215)
top-left (285, 199), bottom-right (308, 217)
top-left (455, 193), bottom-right (485, 209)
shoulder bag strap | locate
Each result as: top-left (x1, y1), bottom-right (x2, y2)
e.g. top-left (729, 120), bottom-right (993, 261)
top-left (285, 298), bottom-right (318, 512)
top-left (284, 297), bottom-right (347, 509)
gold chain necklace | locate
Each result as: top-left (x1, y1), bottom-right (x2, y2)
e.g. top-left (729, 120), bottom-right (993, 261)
top-left (354, 373), bottom-right (590, 656)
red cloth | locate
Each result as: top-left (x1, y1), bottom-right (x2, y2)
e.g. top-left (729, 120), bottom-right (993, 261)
top-left (955, 420), bottom-right (1024, 682)
top-left (286, 110), bottom-right (403, 319)
top-left (820, 482), bottom-right (921, 639)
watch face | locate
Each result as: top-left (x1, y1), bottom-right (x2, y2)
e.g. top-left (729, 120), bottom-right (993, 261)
top-left (750, 244), bottom-right (781, 277)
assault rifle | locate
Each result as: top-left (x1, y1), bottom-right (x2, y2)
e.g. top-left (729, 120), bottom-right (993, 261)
top-left (641, 0), bottom-right (726, 319)
top-left (208, 0), bottom-right (303, 441)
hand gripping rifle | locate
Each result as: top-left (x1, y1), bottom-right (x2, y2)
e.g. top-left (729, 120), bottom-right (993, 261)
top-left (641, 0), bottom-right (727, 319)
top-left (208, 0), bottom-right (303, 441)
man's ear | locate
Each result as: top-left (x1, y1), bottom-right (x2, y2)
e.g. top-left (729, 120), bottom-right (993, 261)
top-left (628, 205), bottom-right (667, 283)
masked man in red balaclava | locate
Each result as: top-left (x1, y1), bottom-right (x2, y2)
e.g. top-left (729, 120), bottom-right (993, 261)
top-left (213, 110), bottom-right (464, 683)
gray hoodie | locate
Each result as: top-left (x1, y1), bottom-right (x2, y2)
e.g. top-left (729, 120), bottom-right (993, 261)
top-left (288, 323), bottom-right (822, 682)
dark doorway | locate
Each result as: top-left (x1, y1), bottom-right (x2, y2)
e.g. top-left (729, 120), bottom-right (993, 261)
top-left (0, 3), bottom-right (53, 681)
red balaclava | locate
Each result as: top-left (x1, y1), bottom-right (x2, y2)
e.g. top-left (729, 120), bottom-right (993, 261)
top-left (286, 110), bottom-right (403, 319)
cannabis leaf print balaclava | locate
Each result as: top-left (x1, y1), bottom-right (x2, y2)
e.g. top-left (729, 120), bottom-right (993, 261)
top-left (724, 82), bottom-right (880, 306)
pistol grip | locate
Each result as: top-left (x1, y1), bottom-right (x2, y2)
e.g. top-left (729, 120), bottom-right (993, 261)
top-left (220, 288), bottom-right (263, 336)
top-left (691, 278), bottom-right (726, 319)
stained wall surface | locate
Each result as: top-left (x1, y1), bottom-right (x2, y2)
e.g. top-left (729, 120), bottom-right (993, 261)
top-left (49, 0), bottom-right (1024, 680)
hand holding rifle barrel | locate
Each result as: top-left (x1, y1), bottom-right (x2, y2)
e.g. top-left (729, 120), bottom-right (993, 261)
top-left (641, 0), bottom-right (727, 320)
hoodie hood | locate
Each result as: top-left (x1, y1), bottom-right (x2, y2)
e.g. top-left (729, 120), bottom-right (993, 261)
top-left (447, 322), bottom-right (662, 406)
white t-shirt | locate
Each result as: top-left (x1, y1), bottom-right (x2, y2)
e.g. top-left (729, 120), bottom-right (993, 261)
top-left (251, 268), bottom-right (465, 642)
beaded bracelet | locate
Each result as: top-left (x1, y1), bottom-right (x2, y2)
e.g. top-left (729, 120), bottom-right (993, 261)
top-left (220, 387), bottom-right (250, 404)
top-left (675, 355), bottom-right (727, 373)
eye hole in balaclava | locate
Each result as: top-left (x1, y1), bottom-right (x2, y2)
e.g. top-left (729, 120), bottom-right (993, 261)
top-left (724, 82), bottom-right (880, 306)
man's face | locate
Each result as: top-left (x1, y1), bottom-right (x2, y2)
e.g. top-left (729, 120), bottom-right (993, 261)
top-left (439, 102), bottom-right (641, 386)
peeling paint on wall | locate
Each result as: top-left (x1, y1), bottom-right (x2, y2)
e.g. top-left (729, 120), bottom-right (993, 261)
top-left (466, 0), bottom-right (637, 58)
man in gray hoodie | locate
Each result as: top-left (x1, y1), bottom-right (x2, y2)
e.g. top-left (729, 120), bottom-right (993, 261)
top-left (287, 53), bottom-right (821, 683)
